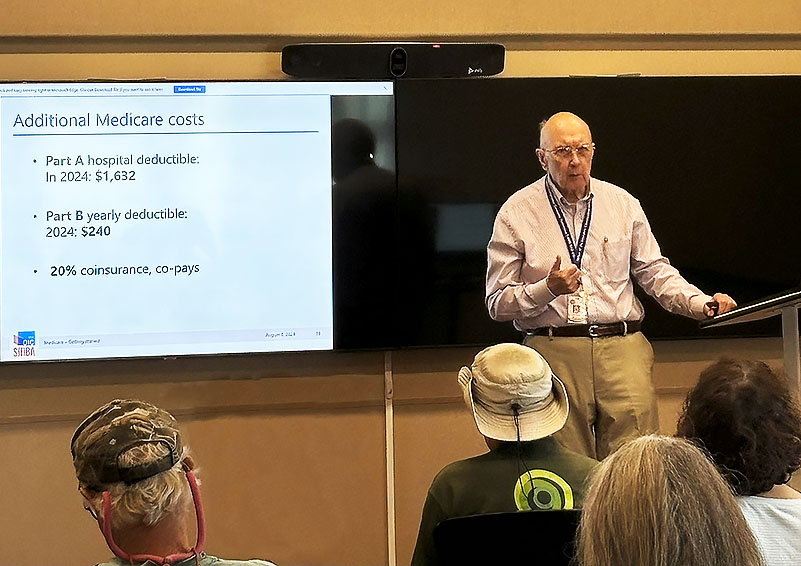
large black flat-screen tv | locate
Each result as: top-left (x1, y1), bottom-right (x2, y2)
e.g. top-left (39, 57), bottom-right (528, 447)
top-left (394, 76), bottom-right (801, 346)
top-left (4, 75), bottom-right (799, 361)
top-left (0, 80), bottom-right (395, 361)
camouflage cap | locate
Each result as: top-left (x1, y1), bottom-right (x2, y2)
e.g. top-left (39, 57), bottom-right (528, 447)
top-left (71, 399), bottom-right (183, 488)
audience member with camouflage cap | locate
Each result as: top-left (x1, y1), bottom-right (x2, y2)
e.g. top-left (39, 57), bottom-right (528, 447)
top-left (71, 399), bottom-right (276, 566)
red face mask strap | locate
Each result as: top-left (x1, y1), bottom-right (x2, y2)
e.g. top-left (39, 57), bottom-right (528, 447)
top-left (185, 467), bottom-right (206, 556)
top-left (98, 466), bottom-right (206, 565)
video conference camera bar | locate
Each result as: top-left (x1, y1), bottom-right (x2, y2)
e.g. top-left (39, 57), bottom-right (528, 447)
top-left (281, 42), bottom-right (505, 79)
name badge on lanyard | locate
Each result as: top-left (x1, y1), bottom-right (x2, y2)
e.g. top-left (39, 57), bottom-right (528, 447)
top-left (567, 286), bottom-right (589, 324)
top-left (545, 177), bottom-right (592, 325)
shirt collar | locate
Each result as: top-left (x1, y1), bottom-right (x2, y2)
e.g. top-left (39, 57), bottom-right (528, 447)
top-left (545, 174), bottom-right (593, 206)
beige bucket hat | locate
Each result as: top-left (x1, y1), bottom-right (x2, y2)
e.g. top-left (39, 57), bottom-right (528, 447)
top-left (458, 343), bottom-right (569, 441)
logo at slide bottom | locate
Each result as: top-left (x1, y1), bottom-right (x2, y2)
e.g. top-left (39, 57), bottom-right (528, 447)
top-left (12, 330), bottom-right (36, 358)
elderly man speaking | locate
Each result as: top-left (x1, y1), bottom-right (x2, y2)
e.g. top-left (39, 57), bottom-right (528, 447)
top-left (486, 111), bottom-right (736, 459)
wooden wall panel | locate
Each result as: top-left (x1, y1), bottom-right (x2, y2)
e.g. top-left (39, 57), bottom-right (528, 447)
top-left (3, 1), bottom-right (801, 37)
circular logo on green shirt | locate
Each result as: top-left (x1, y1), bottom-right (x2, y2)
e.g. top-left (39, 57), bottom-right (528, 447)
top-left (514, 469), bottom-right (574, 511)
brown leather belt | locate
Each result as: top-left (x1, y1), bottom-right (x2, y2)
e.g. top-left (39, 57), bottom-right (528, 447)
top-left (526, 321), bottom-right (642, 338)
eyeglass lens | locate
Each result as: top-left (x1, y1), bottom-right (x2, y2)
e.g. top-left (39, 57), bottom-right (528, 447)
top-left (550, 144), bottom-right (593, 159)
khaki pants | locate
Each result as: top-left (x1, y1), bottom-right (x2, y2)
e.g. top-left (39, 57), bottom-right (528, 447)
top-left (524, 332), bottom-right (659, 460)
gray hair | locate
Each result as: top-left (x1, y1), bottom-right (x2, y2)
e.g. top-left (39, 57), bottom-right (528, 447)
top-left (83, 442), bottom-right (192, 530)
top-left (576, 435), bottom-right (763, 566)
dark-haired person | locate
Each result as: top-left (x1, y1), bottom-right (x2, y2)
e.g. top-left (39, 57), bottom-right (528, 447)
top-left (410, 343), bottom-right (597, 566)
top-left (71, 399), bottom-right (276, 566)
top-left (485, 111), bottom-right (736, 459)
top-left (677, 359), bottom-right (801, 565)
top-left (576, 435), bottom-right (763, 566)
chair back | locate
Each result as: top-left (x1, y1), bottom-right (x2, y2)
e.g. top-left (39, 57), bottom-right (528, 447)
top-left (432, 509), bottom-right (581, 566)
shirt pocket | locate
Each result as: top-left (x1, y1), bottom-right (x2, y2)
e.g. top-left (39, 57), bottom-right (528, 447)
top-left (601, 236), bottom-right (631, 283)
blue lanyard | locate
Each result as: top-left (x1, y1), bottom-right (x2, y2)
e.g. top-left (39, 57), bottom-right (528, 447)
top-left (545, 176), bottom-right (592, 268)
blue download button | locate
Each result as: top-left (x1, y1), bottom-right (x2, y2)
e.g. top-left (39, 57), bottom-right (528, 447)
top-left (174, 85), bottom-right (206, 93)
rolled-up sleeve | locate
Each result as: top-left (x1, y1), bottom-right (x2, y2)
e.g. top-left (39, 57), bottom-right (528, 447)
top-left (629, 201), bottom-right (711, 320)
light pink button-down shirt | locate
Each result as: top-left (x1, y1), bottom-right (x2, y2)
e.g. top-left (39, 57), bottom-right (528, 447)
top-left (486, 176), bottom-right (711, 331)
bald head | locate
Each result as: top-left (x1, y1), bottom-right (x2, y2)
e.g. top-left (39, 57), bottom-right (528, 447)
top-left (536, 112), bottom-right (594, 202)
top-left (539, 112), bottom-right (592, 149)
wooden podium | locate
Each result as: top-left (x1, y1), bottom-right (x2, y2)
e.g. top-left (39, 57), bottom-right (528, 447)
top-left (700, 288), bottom-right (801, 396)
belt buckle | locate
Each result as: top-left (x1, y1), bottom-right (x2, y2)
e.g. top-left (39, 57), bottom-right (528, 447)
top-left (588, 324), bottom-right (600, 338)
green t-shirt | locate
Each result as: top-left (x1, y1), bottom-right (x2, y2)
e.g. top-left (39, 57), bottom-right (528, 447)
top-left (410, 437), bottom-right (597, 566)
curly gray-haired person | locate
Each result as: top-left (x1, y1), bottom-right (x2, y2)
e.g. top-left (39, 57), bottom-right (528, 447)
top-left (677, 359), bottom-right (801, 565)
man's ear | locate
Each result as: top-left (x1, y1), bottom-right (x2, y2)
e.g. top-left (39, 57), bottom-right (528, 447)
top-left (182, 456), bottom-right (196, 471)
top-left (78, 485), bottom-right (96, 500)
top-left (79, 486), bottom-right (102, 522)
top-left (535, 148), bottom-right (548, 171)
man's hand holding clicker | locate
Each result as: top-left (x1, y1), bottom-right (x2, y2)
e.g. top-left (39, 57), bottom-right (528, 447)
top-left (703, 292), bottom-right (737, 317)
top-left (546, 255), bottom-right (582, 296)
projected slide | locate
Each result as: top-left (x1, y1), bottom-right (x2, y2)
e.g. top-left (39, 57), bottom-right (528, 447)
top-left (0, 81), bottom-right (393, 361)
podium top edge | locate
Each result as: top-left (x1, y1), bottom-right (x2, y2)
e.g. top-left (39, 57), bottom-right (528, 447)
top-left (699, 288), bottom-right (801, 329)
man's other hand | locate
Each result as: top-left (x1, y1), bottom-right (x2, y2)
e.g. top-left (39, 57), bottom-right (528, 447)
top-left (546, 255), bottom-right (582, 296)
